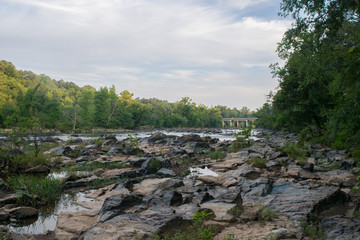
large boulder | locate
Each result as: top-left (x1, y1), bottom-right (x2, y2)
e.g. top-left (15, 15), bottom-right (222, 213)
top-left (81, 206), bottom-right (190, 240)
top-left (322, 216), bottom-right (360, 240)
top-left (267, 182), bottom-right (340, 221)
top-left (9, 206), bottom-right (38, 220)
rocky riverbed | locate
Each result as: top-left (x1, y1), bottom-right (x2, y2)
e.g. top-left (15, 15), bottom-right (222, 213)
top-left (1, 129), bottom-right (360, 239)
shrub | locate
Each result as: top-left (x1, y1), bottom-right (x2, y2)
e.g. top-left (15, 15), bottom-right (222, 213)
top-left (7, 174), bottom-right (64, 206)
top-left (301, 220), bottom-right (325, 240)
top-left (207, 150), bottom-right (226, 160)
top-left (281, 143), bottom-right (306, 161)
top-left (149, 158), bottom-right (163, 173)
top-left (227, 206), bottom-right (243, 217)
top-left (257, 205), bottom-right (278, 221)
top-left (11, 152), bottom-right (51, 169)
top-left (249, 157), bottom-right (266, 168)
top-left (352, 148), bottom-right (360, 166)
top-left (128, 134), bottom-right (139, 149)
top-left (96, 140), bottom-right (103, 150)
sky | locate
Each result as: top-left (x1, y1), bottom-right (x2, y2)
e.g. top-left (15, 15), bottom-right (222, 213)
top-left (0, 0), bottom-right (292, 110)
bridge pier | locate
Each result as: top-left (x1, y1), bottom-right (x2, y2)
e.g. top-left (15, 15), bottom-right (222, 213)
top-left (222, 118), bottom-right (257, 128)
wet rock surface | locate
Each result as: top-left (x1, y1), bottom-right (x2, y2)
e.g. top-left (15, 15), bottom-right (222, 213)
top-left (1, 129), bottom-right (359, 239)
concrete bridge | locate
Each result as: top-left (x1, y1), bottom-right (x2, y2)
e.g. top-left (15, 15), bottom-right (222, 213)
top-left (222, 118), bottom-right (257, 128)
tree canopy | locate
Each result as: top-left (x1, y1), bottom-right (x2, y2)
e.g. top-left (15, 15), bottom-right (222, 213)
top-left (256, 0), bottom-right (360, 149)
top-left (0, 60), bottom-right (254, 131)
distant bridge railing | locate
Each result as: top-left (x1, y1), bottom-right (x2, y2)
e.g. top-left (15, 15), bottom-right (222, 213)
top-left (222, 118), bottom-right (257, 128)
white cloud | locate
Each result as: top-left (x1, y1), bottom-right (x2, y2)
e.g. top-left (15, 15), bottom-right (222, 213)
top-left (0, 0), bottom-right (290, 109)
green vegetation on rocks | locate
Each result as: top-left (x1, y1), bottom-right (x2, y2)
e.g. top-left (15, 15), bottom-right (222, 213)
top-left (7, 174), bottom-right (64, 207)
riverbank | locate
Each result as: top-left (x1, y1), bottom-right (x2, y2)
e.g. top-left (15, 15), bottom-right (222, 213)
top-left (1, 129), bottom-right (359, 239)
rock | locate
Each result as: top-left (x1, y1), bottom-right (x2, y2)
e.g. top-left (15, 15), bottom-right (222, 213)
top-left (9, 207), bottom-right (38, 219)
top-left (241, 178), bottom-right (273, 206)
top-left (302, 163), bottom-right (314, 172)
top-left (133, 178), bottom-right (183, 196)
top-left (41, 136), bottom-right (60, 143)
top-left (156, 168), bottom-right (176, 177)
top-left (162, 191), bottom-right (183, 206)
top-left (100, 168), bottom-right (137, 179)
top-left (147, 132), bottom-right (169, 144)
top-left (179, 134), bottom-right (203, 144)
top-left (81, 206), bottom-right (190, 240)
top-left (269, 151), bottom-right (284, 160)
top-left (106, 147), bottom-right (123, 156)
top-left (0, 193), bottom-right (18, 206)
top-left (174, 204), bottom-right (200, 220)
top-left (65, 175), bottom-right (99, 188)
top-left (68, 138), bottom-right (83, 144)
top-left (99, 194), bottom-right (143, 222)
top-left (25, 165), bottom-right (50, 174)
top-left (103, 135), bottom-right (118, 146)
top-left (322, 216), bottom-right (360, 240)
top-left (299, 169), bottom-right (320, 180)
top-left (122, 148), bottom-right (143, 156)
top-left (55, 210), bottom-right (98, 240)
top-left (267, 183), bottom-right (340, 221)
top-left (46, 146), bottom-right (71, 155)
top-left (129, 157), bottom-right (149, 167)
top-left (0, 182), bottom-right (13, 197)
top-left (224, 164), bottom-right (261, 180)
top-left (0, 208), bottom-right (10, 221)
top-left (318, 170), bottom-right (356, 187)
top-left (200, 201), bottom-right (237, 222)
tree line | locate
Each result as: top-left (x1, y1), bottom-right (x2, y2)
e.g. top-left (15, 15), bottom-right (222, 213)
top-left (0, 60), bottom-right (255, 131)
top-left (256, 0), bottom-right (360, 150)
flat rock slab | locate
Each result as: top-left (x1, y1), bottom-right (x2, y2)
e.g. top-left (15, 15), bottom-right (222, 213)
top-left (81, 207), bottom-right (189, 240)
top-left (133, 178), bottom-right (183, 195)
top-left (200, 202), bottom-right (237, 222)
top-left (213, 215), bottom-right (297, 240)
top-left (267, 182), bottom-right (339, 221)
top-left (322, 215), bottom-right (360, 240)
top-left (55, 210), bottom-right (98, 240)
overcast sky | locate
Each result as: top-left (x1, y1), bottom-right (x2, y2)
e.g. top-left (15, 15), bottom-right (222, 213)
top-left (0, 0), bottom-right (291, 110)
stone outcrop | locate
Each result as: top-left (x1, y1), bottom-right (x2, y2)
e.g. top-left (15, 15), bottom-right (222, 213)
top-left (2, 130), bottom-right (359, 240)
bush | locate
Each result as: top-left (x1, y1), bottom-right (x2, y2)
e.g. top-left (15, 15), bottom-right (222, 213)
top-left (149, 158), bottom-right (163, 173)
top-left (281, 143), bottom-right (306, 161)
top-left (11, 152), bottom-right (50, 170)
top-left (249, 157), bottom-right (266, 168)
top-left (7, 174), bottom-right (64, 206)
top-left (227, 206), bottom-right (243, 217)
top-left (301, 220), bottom-right (325, 240)
top-left (207, 150), bottom-right (226, 160)
top-left (257, 205), bottom-right (278, 221)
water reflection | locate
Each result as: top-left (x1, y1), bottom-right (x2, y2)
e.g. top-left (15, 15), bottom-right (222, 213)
top-left (8, 191), bottom-right (93, 234)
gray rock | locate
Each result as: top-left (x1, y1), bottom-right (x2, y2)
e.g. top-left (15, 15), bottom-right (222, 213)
top-left (99, 194), bottom-right (143, 222)
top-left (156, 168), bottom-right (176, 177)
top-left (267, 183), bottom-right (339, 221)
top-left (179, 134), bottom-right (203, 144)
top-left (82, 206), bottom-right (190, 239)
top-left (147, 132), bottom-right (169, 144)
top-left (9, 207), bottom-right (38, 219)
top-left (25, 165), bottom-right (50, 174)
top-left (0, 193), bottom-right (18, 206)
top-left (322, 216), bottom-right (360, 240)
top-left (162, 191), bottom-right (183, 206)
top-left (107, 147), bottom-right (123, 156)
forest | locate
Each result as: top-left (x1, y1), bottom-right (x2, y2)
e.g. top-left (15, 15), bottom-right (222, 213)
top-left (256, 0), bottom-right (360, 152)
top-left (0, 60), bottom-right (255, 131)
